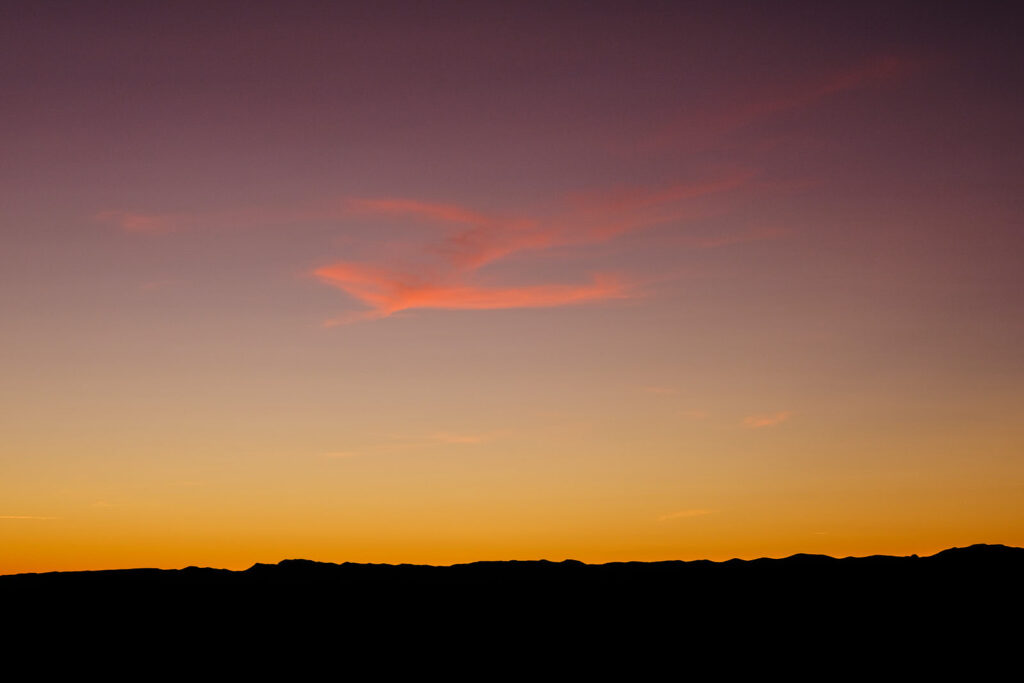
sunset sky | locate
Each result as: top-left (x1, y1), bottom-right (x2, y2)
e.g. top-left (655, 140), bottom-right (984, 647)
top-left (3, 1), bottom-right (1022, 573)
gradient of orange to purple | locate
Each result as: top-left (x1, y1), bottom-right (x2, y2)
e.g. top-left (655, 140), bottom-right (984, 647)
top-left (3, 2), bottom-right (1023, 573)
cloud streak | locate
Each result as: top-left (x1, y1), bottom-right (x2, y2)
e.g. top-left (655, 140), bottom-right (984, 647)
top-left (658, 509), bottom-right (714, 521)
top-left (316, 171), bottom-right (752, 322)
top-left (319, 431), bottom-right (504, 461)
top-left (426, 432), bottom-right (493, 445)
top-left (390, 431), bottom-right (506, 447)
top-left (743, 411), bottom-right (794, 428)
top-left (95, 170), bottom-right (761, 323)
top-left (94, 204), bottom-right (344, 235)
top-left (315, 267), bottom-right (627, 325)
top-left (645, 55), bottom-right (920, 151)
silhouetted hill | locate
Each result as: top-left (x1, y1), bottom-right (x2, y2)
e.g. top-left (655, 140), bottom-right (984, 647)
top-left (5, 544), bottom-right (1022, 611)
top-left (5, 543), bottom-right (1022, 585)
top-left (4, 544), bottom-right (1020, 667)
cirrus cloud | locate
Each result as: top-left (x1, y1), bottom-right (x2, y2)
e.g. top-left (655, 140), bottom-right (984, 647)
top-left (316, 171), bottom-right (753, 323)
top-left (743, 411), bottom-right (794, 428)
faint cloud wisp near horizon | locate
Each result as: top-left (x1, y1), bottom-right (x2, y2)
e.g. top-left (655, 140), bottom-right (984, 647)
top-left (320, 430), bottom-right (506, 462)
top-left (658, 509), bottom-right (714, 521)
top-left (743, 411), bottom-right (794, 428)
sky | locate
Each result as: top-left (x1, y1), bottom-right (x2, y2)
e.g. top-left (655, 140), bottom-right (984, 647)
top-left (2, 1), bottom-right (1023, 573)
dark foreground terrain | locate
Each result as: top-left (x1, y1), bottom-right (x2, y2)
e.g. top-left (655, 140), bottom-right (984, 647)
top-left (4, 544), bottom-right (1020, 666)
top-left (7, 542), bottom-right (1023, 589)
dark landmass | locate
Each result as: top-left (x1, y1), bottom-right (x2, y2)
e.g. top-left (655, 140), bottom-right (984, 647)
top-left (5, 543), bottom-right (1022, 614)
top-left (4, 544), bottom-right (1020, 662)
top-left (5, 542), bottom-right (1021, 587)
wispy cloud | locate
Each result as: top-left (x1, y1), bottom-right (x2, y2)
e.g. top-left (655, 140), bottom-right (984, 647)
top-left (94, 204), bottom-right (344, 235)
top-left (316, 171), bottom-right (752, 323)
top-left (321, 430), bottom-right (505, 460)
top-left (658, 509), bottom-right (714, 521)
top-left (95, 168), bottom-right (757, 323)
top-left (743, 411), bottom-right (794, 428)
top-left (316, 268), bottom-right (627, 326)
top-left (427, 432), bottom-right (492, 445)
top-left (644, 55), bottom-right (920, 152)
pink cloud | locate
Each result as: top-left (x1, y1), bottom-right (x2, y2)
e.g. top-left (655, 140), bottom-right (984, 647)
top-left (724, 55), bottom-right (918, 126)
top-left (743, 411), bottom-right (794, 428)
top-left (94, 205), bottom-right (343, 235)
top-left (95, 169), bottom-right (761, 323)
top-left (317, 171), bottom-right (751, 322)
top-left (645, 54), bottom-right (921, 151)
top-left (315, 263), bottom-right (626, 325)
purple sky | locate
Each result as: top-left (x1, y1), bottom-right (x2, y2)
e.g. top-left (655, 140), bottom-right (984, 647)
top-left (2, 1), bottom-right (1022, 571)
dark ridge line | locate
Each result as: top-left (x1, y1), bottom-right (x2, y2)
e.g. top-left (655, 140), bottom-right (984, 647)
top-left (2, 542), bottom-right (1021, 579)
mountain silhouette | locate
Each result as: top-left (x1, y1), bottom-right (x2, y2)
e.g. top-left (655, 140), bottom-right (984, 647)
top-left (4, 544), bottom-right (1019, 667)
top-left (4, 543), bottom-right (1021, 586)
